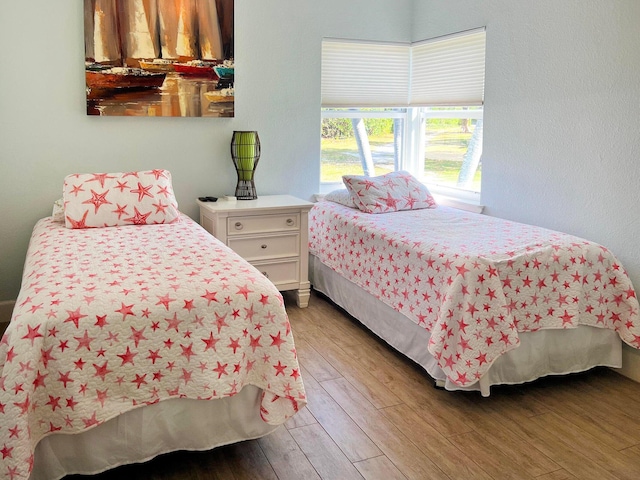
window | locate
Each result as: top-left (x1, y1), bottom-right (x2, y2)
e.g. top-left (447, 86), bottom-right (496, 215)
top-left (321, 107), bottom-right (482, 195)
top-left (320, 29), bottom-right (485, 201)
top-left (420, 107), bottom-right (483, 193)
top-left (321, 108), bottom-right (405, 183)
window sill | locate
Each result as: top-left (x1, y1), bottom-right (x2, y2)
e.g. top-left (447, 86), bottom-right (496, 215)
top-left (426, 184), bottom-right (484, 214)
top-left (318, 182), bottom-right (343, 195)
top-left (432, 194), bottom-right (484, 214)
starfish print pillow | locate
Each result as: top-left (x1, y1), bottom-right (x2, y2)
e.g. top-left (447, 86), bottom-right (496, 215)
top-left (63, 169), bottom-right (180, 228)
top-left (342, 170), bottom-right (437, 214)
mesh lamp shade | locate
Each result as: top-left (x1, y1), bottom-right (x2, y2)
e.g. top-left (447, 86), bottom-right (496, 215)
top-left (230, 131), bottom-right (261, 200)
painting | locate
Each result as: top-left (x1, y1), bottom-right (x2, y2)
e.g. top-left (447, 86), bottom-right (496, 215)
top-left (84, 0), bottom-right (234, 117)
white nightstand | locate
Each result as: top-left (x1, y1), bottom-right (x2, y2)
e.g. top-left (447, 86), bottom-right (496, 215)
top-left (198, 195), bottom-right (313, 308)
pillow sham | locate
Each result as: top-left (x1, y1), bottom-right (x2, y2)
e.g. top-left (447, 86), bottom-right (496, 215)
top-left (52, 198), bottom-right (65, 223)
top-left (342, 170), bottom-right (437, 214)
top-left (63, 169), bottom-right (179, 228)
top-left (323, 189), bottom-right (357, 208)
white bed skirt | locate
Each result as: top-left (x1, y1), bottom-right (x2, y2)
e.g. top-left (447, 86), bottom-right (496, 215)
top-left (32, 385), bottom-right (278, 480)
top-left (310, 254), bottom-right (622, 395)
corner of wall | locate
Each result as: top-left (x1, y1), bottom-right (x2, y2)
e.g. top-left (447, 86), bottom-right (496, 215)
top-left (618, 345), bottom-right (640, 384)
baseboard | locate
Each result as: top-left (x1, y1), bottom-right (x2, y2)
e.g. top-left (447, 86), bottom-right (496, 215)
top-left (0, 300), bottom-right (15, 325)
top-left (618, 345), bottom-right (640, 383)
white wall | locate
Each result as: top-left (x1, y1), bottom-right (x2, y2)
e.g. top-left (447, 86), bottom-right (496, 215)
top-left (413, 0), bottom-right (640, 379)
top-left (0, 0), bottom-right (412, 303)
top-left (3, 0), bottom-right (640, 380)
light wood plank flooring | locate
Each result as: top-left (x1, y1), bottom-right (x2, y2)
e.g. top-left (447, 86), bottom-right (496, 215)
top-left (68, 290), bottom-right (640, 480)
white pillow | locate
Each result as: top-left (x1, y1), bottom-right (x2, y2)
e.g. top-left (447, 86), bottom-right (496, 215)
top-left (52, 198), bottom-right (65, 223)
top-left (342, 171), bottom-right (437, 214)
top-left (63, 169), bottom-right (180, 228)
top-left (323, 189), bottom-right (357, 208)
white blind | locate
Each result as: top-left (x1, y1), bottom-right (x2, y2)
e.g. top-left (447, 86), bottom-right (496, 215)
top-left (321, 39), bottom-right (410, 107)
top-left (410, 28), bottom-right (486, 106)
top-left (321, 29), bottom-right (486, 108)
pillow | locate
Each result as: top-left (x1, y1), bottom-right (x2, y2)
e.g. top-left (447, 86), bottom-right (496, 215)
top-left (342, 170), bottom-right (437, 214)
top-left (323, 189), bottom-right (357, 208)
top-left (63, 169), bottom-right (179, 228)
top-left (52, 198), bottom-right (65, 223)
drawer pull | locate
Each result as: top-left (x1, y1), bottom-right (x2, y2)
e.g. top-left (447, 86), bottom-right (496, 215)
top-left (261, 271), bottom-right (269, 278)
top-left (286, 218), bottom-right (295, 226)
top-left (234, 222), bottom-right (243, 230)
top-left (261, 244), bottom-right (268, 249)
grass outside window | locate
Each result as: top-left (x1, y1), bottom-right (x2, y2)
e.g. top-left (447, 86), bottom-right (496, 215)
top-left (320, 123), bottom-right (481, 191)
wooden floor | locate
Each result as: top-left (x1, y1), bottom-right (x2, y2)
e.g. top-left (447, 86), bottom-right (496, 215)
top-left (69, 290), bottom-right (640, 480)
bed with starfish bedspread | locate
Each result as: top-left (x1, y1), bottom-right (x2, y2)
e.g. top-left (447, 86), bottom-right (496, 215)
top-left (0, 170), bottom-right (305, 480)
top-left (308, 198), bottom-right (640, 396)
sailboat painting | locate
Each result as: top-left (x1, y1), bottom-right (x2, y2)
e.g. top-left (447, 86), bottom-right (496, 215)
top-left (84, 0), bottom-right (234, 117)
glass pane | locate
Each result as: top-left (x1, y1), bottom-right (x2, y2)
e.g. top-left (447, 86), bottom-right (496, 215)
top-left (321, 116), bottom-right (402, 183)
top-left (423, 115), bottom-right (482, 193)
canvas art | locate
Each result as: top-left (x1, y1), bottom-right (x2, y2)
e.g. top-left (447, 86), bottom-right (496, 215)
top-left (84, 0), bottom-right (234, 117)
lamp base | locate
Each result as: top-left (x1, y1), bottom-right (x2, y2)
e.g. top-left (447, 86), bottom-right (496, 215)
top-left (235, 180), bottom-right (257, 200)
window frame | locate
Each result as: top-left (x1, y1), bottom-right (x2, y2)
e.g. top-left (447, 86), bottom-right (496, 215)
top-left (320, 106), bottom-right (483, 206)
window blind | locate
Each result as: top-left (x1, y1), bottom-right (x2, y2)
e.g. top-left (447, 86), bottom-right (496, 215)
top-left (321, 39), bottom-right (410, 108)
top-left (321, 28), bottom-right (485, 108)
top-left (410, 28), bottom-right (486, 106)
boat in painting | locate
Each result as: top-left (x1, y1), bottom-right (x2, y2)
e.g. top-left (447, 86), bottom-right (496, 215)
top-left (213, 65), bottom-right (234, 80)
top-left (204, 87), bottom-right (234, 103)
top-left (139, 59), bottom-right (176, 72)
top-left (86, 67), bottom-right (166, 94)
top-left (85, 62), bottom-right (115, 72)
top-left (174, 60), bottom-right (220, 78)
top-left (213, 58), bottom-right (234, 80)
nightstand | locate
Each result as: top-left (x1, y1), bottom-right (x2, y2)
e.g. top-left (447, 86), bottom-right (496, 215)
top-left (197, 195), bottom-right (313, 308)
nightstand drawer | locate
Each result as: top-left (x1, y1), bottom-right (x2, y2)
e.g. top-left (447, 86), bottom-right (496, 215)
top-left (227, 213), bottom-right (300, 236)
top-left (253, 259), bottom-right (300, 286)
top-left (228, 233), bottom-right (300, 261)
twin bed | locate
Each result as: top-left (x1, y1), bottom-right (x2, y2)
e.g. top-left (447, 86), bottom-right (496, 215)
top-left (3, 168), bottom-right (640, 478)
top-left (308, 171), bottom-right (640, 396)
top-left (0, 171), bottom-right (305, 479)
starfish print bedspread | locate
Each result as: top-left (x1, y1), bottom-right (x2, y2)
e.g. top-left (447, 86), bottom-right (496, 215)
top-left (309, 201), bottom-right (640, 387)
top-left (0, 215), bottom-right (306, 478)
